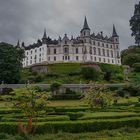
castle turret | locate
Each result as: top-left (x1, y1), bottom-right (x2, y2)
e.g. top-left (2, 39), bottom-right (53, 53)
top-left (15, 40), bottom-right (20, 48)
top-left (42, 28), bottom-right (47, 44)
top-left (80, 16), bottom-right (90, 37)
top-left (112, 24), bottom-right (119, 43)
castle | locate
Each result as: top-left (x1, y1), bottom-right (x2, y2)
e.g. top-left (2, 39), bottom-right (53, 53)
top-left (18, 17), bottom-right (121, 67)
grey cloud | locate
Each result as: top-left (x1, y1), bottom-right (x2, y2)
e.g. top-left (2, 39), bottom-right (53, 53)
top-left (0, 0), bottom-right (139, 49)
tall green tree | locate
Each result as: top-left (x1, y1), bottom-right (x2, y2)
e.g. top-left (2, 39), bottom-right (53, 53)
top-left (130, 2), bottom-right (140, 45)
top-left (0, 42), bottom-right (24, 83)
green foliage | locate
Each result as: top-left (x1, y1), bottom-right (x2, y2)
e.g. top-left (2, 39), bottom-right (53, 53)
top-left (81, 67), bottom-right (100, 80)
top-left (50, 82), bottom-right (62, 95)
top-left (0, 42), bottom-right (24, 84)
top-left (0, 117), bottom-right (140, 134)
top-left (133, 63), bottom-right (140, 72)
top-left (84, 84), bottom-right (113, 108)
top-left (121, 46), bottom-right (140, 67)
top-left (3, 86), bottom-right (51, 118)
top-left (130, 2), bottom-right (140, 45)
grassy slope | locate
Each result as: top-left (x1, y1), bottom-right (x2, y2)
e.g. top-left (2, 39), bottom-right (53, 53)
top-left (21, 62), bottom-right (125, 84)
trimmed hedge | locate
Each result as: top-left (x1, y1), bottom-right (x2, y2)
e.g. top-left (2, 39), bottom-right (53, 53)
top-left (36, 117), bottom-right (140, 133)
top-left (1, 115), bottom-right (70, 122)
top-left (78, 112), bottom-right (140, 120)
top-left (0, 109), bottom-right (21, 114)
top-left (1, 117), bottom-right (140, 134)
top-left (53, 107), bottom-right (90, 113)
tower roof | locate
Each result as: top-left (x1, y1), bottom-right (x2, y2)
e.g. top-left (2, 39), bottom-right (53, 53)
top-left (43, 28), bottom-right (47, 39)
top-left (112, 24), bottom-right (118, 37)
top-left (16, 40), bottom-right (20, 48)
top-left (83, 16), bottom-right (90, 30)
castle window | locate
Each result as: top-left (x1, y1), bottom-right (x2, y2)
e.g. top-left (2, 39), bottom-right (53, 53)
top-left (112, 59), bottom-right (114, 63)
top-left (116, 38), bottom-right (118, 42)
top-left (93, 41), bottom-right (96, 45)
top-left (111, 50), bottom-right (114, 58)
top-left (102, 43), bottom-right (104, 47)
top-left (48, 57), bottom-right (50, 61)
top-left (30, 56), bottom-right (32, 59)
top-left (93, 47), bottom-right (96, 55)
top-left (40, 48), bottom-right (41, 51)
top-left (31, 50), bottom-right (32, 54)
top-left (98, 48), bottom-right (101, 56)
top-left (106, 44), bottom-right (108, 48)
top-left (54, 56), bottom-right (56, 61)
top-left (76, 56), bottom-right (79, 60)
top-left (90, 47), bottom-right (92, 54)
top-left (39, 54), bottom-right (41, 57)
top-left (102, 49), bottom-right (105, 56)
top-left (108, 59), bottom-right (110, 63)
top-left (116, 45), bottom-right (119, 49)
top-left (76, 48), bottom-right (79, 54)
top-left (26, 52), bottom-right (28, 55)
top-left (54, 48), bottom-right (56, 54)
top-left (35, 49), bottom-right (37, 53)
top-left (94, 57), bottom-right (96, 61)
top-left (63, 56), bottom-right (64, 60)
top-left (68, 56), bottom-right (70, 60)
top-left (103, 58), bottom-right (106, 63)
top-left (110, 45), bottom-right (112, 48)
top-left (39, 58), bottom-right (41, 62)
top-left (65, 56), bottom-right (67, 60)
top-left (48, 48), bottom-right (50, 54)
top-left (107, 50), bottom-right (110, 57)
top-left (30, 60), bottom-right (32, 64)
top-left (98, 42), bottom-right (100, 46)
top-left (64, 48), bottom-right (69, 53)
top-left (99, 58), bottom-right (101, 62)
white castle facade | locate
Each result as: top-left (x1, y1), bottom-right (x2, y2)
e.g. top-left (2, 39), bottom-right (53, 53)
top-left (18, 17), bottom-right (121, 67)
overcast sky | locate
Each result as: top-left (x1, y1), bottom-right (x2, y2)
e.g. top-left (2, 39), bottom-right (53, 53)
top-left (0, 0), bottom-right (139, 50)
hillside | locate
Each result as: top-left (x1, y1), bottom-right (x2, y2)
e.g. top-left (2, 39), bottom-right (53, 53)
top-left (20, 62), bottom-right (124, 84)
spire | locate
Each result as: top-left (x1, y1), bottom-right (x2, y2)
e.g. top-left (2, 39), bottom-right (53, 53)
top-left (43, 28), bottom-right (47, 39)
top-left (112, 24), bottom-right (118, 37)
top-left (16, 40), bottom-right (20, 48)
top-left (83, 16), bottom-right (90, 30)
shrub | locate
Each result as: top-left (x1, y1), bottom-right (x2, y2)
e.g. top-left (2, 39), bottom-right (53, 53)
top-left (133, 63), bottom-right (140, 72)
top-left (81, 67), bottom-right (100, 80)
top-left (0, 133), bottom-right (8, 139)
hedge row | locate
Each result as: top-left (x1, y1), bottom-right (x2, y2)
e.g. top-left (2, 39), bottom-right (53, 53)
top-left (0, 109), bottom-right (21, 114)
top-left (1, 115), bottom-right (70, 122)
top-left (79, 113), bottom-right (140, 120)
top-left (0, 117), bottom-right (140, 134)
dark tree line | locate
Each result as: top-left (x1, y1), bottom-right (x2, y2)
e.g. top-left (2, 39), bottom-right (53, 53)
top-left (0, 42), bottom-right (24, 84)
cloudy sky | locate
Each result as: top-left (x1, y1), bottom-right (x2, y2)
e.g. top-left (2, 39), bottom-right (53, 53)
top-left (0, 0), bottom-right (139, 50)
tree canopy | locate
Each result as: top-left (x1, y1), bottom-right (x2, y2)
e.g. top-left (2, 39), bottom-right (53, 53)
top-left (121, 46), bottom-right (140, 67)
top-left (130, 2), bottom-right (140, 45)
top-left (0, 42), bottom-right (24, 84)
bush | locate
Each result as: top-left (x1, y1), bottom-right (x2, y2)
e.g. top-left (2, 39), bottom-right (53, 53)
top-left (66, 112), bottom-right (84, 120)
top-left (0, 133), bottom-right (8, 139)
top-left (81, 67), bottom-right (100, 80)
top-left (133, 63), bottom-right (140, 72)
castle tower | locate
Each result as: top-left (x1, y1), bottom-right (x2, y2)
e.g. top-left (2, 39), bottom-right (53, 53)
top-left (16, 40), bottom-right (20, 48)
top-left (112, 24), bottom-right (119, 44)
top-left (42, 28), bottom-right (47, 44)
top-left (80, 16), bottom-right (91, 37)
